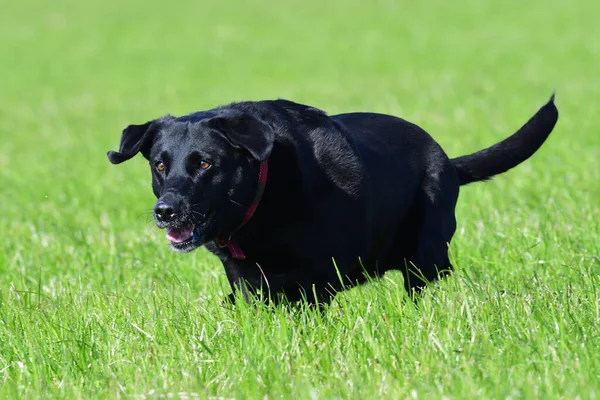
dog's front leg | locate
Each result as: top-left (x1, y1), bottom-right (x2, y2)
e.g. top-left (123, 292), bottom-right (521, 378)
top-left (221, 258), bottom-right (256, 305)
top-left (221, 257), bottom-right (285, 306)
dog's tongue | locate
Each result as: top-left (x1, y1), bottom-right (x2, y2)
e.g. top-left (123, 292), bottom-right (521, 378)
top-left (166, 226), bottom-right (194, 243)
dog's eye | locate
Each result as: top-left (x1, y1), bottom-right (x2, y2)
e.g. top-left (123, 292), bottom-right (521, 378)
top-left (199, 160), bottom-right (211, 170)
top-left (156, 161), bottom-right (165, 172)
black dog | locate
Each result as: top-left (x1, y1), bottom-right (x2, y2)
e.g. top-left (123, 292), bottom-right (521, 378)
top-left (107, 95), bottom-right (558, 305)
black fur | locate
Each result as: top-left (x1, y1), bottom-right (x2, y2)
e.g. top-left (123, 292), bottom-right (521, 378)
top-left (107, 95), bottom-right (559, 305)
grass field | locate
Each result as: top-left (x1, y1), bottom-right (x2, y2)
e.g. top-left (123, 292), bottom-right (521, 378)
top-left (1, 0), bottom-right (600, 398)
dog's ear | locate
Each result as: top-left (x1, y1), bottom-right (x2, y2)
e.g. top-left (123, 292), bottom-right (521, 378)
top-left (205, 111), bottom-right (275, 162)
top-left (107, 118), bottom-right (164, 164)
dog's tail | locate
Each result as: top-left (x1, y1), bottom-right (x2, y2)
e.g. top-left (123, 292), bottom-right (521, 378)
top-left (451, 94), bottom-right (559, 186)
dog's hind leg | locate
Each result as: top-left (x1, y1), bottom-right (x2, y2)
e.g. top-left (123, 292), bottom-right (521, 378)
top-left (401, 163), bottom-right (459, 296)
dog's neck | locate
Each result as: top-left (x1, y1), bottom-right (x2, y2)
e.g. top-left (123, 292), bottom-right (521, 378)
top-left (216, 140), bottom-right (307, 259)
top-left (215, 160), bottom-right (269, 259)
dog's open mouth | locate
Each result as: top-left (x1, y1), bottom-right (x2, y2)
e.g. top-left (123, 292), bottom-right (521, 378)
top-left (165, 225), bottom-right (201, 252)
top-left (166, 225), bottom-right (194, 243)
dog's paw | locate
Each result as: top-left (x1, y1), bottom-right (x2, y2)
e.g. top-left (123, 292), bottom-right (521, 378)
top-left (221, 293), bottom-right (237, 307)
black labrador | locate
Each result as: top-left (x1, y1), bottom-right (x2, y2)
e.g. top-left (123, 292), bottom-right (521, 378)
top-left (107, 94), bottom-right (558, 305)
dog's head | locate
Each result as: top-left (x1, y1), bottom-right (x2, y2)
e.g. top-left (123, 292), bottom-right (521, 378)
top-left (107, 109), bottom-right (275, 252)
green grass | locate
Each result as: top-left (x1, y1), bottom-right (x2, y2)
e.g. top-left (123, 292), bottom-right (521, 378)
top-left (1, 0), bottom-right (600, 398)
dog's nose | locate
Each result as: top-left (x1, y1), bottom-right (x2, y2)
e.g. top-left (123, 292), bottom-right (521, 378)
top-left (154, 201), bottom-right (180, 223)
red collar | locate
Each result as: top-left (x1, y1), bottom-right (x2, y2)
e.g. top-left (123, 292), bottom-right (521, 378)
top-left (216, 160), bottom-right (268, 259)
